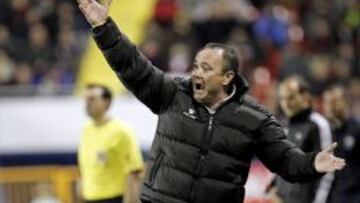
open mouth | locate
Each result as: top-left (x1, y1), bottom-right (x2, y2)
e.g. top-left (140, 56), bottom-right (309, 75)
top-left (193, 80), bottom-right (205, 91)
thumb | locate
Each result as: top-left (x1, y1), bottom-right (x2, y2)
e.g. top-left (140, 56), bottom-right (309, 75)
top-left (325, 142), bottom-right (338, 153)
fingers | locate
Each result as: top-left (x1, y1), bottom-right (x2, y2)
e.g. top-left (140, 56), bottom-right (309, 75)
top-left (333, 157), bottom-right (346, 165)
top-left (77, 0), bottom-right (88, 7)
top-left (332, 156), bottom-right (346, 170)
top-left (77, 0), bottom-right (94, 8)
top-left (325, 142), bottom-right (338, 153)
top-left (78, 4), bottom-right (90, 18)
top-left (103, 0), bottom-right (112, 8)
top-left (77, 0), bottom-right (95, 17)
top-left (333, 162), bottom-right (346, 170)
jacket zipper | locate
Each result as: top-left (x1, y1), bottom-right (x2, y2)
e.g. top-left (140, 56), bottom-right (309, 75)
top-left (195, 116), bottom-right (213, 173)
top-left (191, 115), bottom-right (214, 201)
top-left (208, 116), bottom-right (213, 131)
top-left (203, 116), bottom-right (214, 151)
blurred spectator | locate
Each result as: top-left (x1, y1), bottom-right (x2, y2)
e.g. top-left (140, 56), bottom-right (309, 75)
top-left (27, 23), bottom-right (55, 64)
top-left (331, 58), bottom-right (352, 85)
top-left (306, 16), bottom-right (334, 53)
top-left (226, 27), bottom-right (257, 75)
top-left (168, 42), bottom-right (190, 74)
top-left (57, 1), bottom-right (75, 30)
top-left (348, 78), bottom-right (360, 119)
top-left (79, 84), bottom-right (144, 203)
top-left (279, 44), bottom-right (311, 82)
top-left (53, 27), bottom-right (80, 83)
top-left (253, 4), bottom-right (290, 49)
top-left (154, 0), bottom-right (178, 28)
top-left (323, 85), bottom-right (360, 203)
top-left (0, 25), bottom-right (13, 54)
top-left (9, 63), bottom-right (33, 85)
top-left (269, 76), bottom-right (333, 203)
top-left (8, 0), bottom-right (30, 39)
top-left (30, 183), bottom-right (61, 203)
top-left (190, 0), bottom-right (250, 47)
top-left (0, 49), bottom-right (14, 84)
top-left (308, 55), bottom-right (332, 95)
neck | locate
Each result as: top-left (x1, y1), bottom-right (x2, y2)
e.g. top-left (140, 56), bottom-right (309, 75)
top-left (208, 92), bottom-right (228, 108)
top-left (93, 114), bottom-right (109, 126)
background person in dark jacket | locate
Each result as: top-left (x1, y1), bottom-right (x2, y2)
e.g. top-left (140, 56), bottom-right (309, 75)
top-left (76, 1), bottom-right (346, 203)
top-left (269, 76), bottom-right (334, 203)
top-left (323, 85), bottom-right (360, 203)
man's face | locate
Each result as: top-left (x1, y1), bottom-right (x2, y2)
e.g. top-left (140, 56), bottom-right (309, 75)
top-left (85, 88), bottom-right (109, 118)
top-left (191, 48), bottom-right (233, 105)
top-left (278, 80), bottom-right (309, 118)
top-left (322, 89), bottom-right (347, 122)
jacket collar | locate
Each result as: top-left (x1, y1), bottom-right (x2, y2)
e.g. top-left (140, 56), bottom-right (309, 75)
top-left (205, 85), bottom-right (237, 114)
top-left (232, 74), bottom-right (249, 99)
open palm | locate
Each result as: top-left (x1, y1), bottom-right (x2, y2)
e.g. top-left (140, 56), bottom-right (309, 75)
top-left (314, 142), bottom-right (346, 173)
top-left (77, 0), bottom-right (112, 27)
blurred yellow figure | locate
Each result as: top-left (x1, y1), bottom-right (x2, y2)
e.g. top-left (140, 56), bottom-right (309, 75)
top-left (76, 0), bottom-right (157, 95)
top-left (78, 84), bottom-right (144, 203)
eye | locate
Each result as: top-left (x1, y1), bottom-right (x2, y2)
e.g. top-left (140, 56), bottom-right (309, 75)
top-left (201, 63), bottom-right (212, 72)
top-left (288, 95), bottom-right (296, 100)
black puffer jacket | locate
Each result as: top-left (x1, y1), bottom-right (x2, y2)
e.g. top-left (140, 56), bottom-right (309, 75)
top-left (93, 18), bottom-right (323, 203)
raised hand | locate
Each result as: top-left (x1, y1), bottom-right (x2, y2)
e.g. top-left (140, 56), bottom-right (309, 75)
top-left (77, 0), bottom-right (112, 27)
top-left (314, 142), bottom-right (346, 173)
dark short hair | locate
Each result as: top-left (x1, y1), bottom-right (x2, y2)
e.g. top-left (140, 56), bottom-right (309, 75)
top-left (86, 84), bottom-right (112, 101)
top-left (202, 43), bottom-right (239, 74)
top-left (324, 84), bottom-right (347, 99)
top-left (281, 75), bottom-right (310, 94)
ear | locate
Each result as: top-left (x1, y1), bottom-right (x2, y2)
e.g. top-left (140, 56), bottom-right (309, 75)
top-left (222, 71), bottom-right (235, 86)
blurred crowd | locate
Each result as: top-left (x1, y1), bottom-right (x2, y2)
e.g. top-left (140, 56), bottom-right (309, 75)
top-left (0, 0), bottom-right (359, 115)
top-left (141, 0), bottom-right (359, 117)
top-left (0, 0), bottom-right (88, 92)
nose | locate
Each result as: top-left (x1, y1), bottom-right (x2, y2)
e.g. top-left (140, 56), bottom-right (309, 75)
top-left (280, 98), bottom-right (289, 108)
top-left (191, 68), bottom-right (202, 78)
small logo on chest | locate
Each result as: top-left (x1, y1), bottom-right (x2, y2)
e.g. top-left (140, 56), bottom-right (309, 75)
top-left (183, 108), bottom-right (197, 119)
top-left (343, 135), bottom-right (355, 151)
top-left (97, 150), bottom-right (107, 165)
top-left (189, 108), bottom-right (195, 115)
top-left (294, 132), bottom-right (304, 141)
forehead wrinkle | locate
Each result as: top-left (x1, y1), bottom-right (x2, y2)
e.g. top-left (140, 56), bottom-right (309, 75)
top-left (195, 48), bottom-right (224, 69)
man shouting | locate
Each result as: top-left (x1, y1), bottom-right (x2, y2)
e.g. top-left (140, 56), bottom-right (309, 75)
top-left (77, 1), bottom-right (346, 203)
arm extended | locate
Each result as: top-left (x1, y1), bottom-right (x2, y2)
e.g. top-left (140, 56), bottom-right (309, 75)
top-left (255, 116), bottom-right (345, 182)
top-left (78, 0), bottom-right (177, 114)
